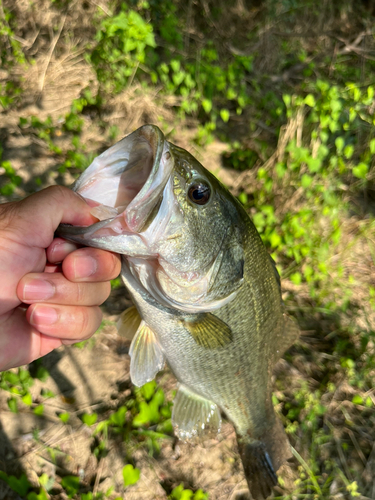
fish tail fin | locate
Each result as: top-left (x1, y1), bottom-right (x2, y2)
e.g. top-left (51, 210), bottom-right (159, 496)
top-left (237, 419), bottom-right (291, 500)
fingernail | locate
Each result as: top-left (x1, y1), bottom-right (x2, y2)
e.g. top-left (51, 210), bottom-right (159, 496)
top-left (73, 255), bottom-right (98, 279)
top-left (23, 279), bottom-right (55, 301)
top-left (50, 241), bottom-right (78, 262)
top-left (30, 306), bottom-right (58, 326)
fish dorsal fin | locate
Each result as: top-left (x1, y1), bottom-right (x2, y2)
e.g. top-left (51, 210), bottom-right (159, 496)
top-left (117, 306), bottom-right (142, 340)
top-left (183, 313), bottom-right (232, 349)
top-left (172, 384), bottom-right (221, 441)
top-left (129, 321), bottom-right (165, 387)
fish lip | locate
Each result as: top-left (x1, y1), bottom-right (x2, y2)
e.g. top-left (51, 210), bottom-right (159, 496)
top-left (122, 125), bottom-right (175, 233)
top-left (72, 125), bottom-right (172, 234)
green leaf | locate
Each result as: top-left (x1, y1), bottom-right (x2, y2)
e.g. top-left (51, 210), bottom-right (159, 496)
top-left (109, 406), bottom-right (127, 427)
top-left (201, 99), bottom-right (212, 114)
top-left (220, 109), bottom-right (230, 123)
top-left (238, 192), bottom-right (248, 205)
top-left (41, 388), bottom-right (55, 399)
top-left (335, 137), bottom-right (344, 154)
top-left (352, 162), bottom-right (368, 179)
top-left (38, 473), bottom-right (54, 492)
top-left (269, 232), bottom-right (281, 248)
top-left (27, 486), bottom-right (50, 500)
top-left (61, 475), bottom-right (80, 497)
top-left (35, 366), bottom-right (49, 382)
top-left (171, 484), bottom-right (185, 499)
top-left (193, 490), bottom-right (208, 500)
top-left (301, 174), bottom-right (313, 189)
top-left (22, 393), bottom-right (32, 406)
top-left (180, 490), bottom-right (193, 500)
top-left (122, 464), bottom-right (140, 487)
top-left (82, 413), bottom-right (98, 426)
top-left (304, 94), bottom-right (316, 107)
top-left (8, 397), bottom-right (18, 413)
top-left (290, 272), bottom-right (302, 285)
top-left (7, 474), bottom-right (31, 496)
top-left (170, 59), bottom-right (181, 73)
top-left (33, 405), bottom-right (44, 416)
top-left (306, 157), bottom-right (322, 173)
top-left (59, 412), bottom-right (70, 424)
top-left (344, 145), bottom-right (354, 159)
top-left (352, 395), bottom-right (364, 405)
top-left (282, 94), bottom-right (291, 107)
top-left (141, 381), bottom-right (156, 400)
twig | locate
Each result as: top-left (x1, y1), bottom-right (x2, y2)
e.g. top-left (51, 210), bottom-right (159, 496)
top-left (39, 14), bottom-right (67, 92)
top-left (345, 428), bottom-right (367, 467)
top-left (93, 457), bottom-right (105, 495)
top-left (87, 0), bottom-right (111, 16)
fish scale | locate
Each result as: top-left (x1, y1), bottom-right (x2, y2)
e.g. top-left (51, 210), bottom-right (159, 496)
top-left (56, 124), bottom-right (299, 499)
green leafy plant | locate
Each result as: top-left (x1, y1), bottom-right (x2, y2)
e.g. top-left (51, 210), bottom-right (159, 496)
top-left (90, 5), bottom-right (156, 93)
top-left (122, 464), bottom-right (140, 487)
top-left (170, 484), bottom-right (209, 500)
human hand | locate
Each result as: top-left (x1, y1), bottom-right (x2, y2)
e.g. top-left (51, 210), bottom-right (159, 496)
top-left (0, 186), bottom-right (121, 371)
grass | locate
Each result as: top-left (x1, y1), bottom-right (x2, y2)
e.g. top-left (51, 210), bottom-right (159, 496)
top-left (1, 0), bottom-right (375, 498)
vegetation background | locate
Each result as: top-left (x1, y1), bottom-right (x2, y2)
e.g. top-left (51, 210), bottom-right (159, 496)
top-left (1, 0), bottom-right (375, 498)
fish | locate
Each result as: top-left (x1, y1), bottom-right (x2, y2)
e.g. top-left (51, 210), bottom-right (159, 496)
top-left (56, 124), bottom-right (299, 499)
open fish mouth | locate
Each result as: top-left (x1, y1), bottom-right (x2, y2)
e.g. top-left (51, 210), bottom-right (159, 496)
top-left (57, 125), bottom-right (175, 254)
top-left (77, 124), bottom-right (174, 229)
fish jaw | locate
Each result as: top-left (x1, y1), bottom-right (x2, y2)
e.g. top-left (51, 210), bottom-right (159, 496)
top-left (73, 124), bottom-right (174, 233)
top-left (56, 125), bottom-right (174, 255)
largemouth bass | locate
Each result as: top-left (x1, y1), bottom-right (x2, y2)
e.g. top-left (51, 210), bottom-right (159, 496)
top-left (57, 125), bottom-right (299, 499)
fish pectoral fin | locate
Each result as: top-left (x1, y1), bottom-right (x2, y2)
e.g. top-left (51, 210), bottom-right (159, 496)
top-left (117, 306), bottom-right (142, 340)
top-left (183, 313), bottom-right (232, 349)
top-left (237, 439), bottom-right (278, 500)
top-left (129, 321), bottom-right (165, 387)
top-left (172, 384), bottom-right (221, 441)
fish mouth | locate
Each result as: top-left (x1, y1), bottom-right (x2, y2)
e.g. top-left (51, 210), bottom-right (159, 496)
top-left (73, 124), bottom-right (173, 233)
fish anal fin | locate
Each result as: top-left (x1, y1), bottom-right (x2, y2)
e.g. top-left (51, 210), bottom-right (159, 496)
top-left (172, 384), bottom-right (221, 442)
top-left (129, 321), bottom-right (165, 387)
top-left (117, 306), bottom-right (142, 340)
top-left (183, 313), bottom-right (232, 349)
top-left (238, 439), bottom-right (278, 500)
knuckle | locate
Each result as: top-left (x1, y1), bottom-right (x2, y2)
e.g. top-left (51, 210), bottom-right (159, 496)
top-left (108, 252), bottom-right (121, 278)
top-left (98, 282), bottom-right (111, 305)
top-left (79, 307), bottom-right (91, 336)
top-left (75, 282), bottom-right (86, 304)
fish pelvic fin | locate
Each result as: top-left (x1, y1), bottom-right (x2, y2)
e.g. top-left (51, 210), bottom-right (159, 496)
top-left (129, 321), bottom-right (165, 387)
top-left (237, 418), bottom-right (291, 499)
top-left (182, 313), bottom-right (232, 349)
top-left (117, 306), bottom-right (142, 340)
top-left (172, 384), bottom-right (221, 441)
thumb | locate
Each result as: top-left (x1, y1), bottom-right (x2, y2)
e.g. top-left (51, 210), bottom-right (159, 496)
top-left (7, 186), bottom-right (96, 248)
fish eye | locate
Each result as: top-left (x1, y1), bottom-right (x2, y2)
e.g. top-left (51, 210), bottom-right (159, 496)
top-left (188, 181), bottom-right (211, 206)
